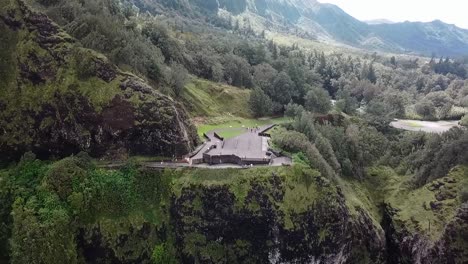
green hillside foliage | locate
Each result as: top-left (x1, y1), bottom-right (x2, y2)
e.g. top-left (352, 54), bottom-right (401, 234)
top-left (0, 159), bottom-right (377, 263)
top-left (13, 0), bottom-right (468, 127)
top-left (1, 155), bottom-right (466, 263)
top-left (0, 0), bottom-right (468, 262)
top-left (182, 78), bottom-right (251, 118)
top-left (0, 154), bottom-right (175, 263)
top-left (0, 0), bottom-right (199, 162)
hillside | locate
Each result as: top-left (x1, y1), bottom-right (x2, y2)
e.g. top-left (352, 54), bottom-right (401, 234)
top-left (0, 0), bottom-right (198, 162)
top-left (154, 0), bottom-right (468, 56)
top-left (0, 0), bottom-right (467, 263)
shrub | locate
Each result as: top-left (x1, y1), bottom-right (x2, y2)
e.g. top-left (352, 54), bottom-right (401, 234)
top-left (460, 115), bottom-right (468, 127)
top-left (45, 158), bottom-right (86, 199)
top-left (152, 243), bottom-right (178, 264)
top-left (460, 188), bottom-right (468, 203)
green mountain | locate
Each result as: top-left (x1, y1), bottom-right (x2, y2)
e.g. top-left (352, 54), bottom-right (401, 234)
top-left (161, 0), bottom-right (468, 56)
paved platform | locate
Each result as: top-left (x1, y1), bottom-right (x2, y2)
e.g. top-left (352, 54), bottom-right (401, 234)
top-left (190, 125), bottom-right (289, 166)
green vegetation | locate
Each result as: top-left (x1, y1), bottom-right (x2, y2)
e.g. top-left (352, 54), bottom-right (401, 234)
top-left (461, 115), bottom-right (468, 127)
top-left (1, 0), bottom-right (468, 262)
top-left (337, 164), bottom-right (468, 243)
top-left (1, 150), bottom-right (467, 262)
top-left (342, 165), bottom-right (468, 241)
top-left (388, 166), bottom-right (468, 240)
top-left (196, 116), bottom-right (290, 139)
top-left (0, 154), bottom-right (178, 263)
top-left (182, 78), bottom-right (251, 118)
top-left (180, 78), bottom-right (290, 139)
top-left (0, 0), bottom-right (199, 162)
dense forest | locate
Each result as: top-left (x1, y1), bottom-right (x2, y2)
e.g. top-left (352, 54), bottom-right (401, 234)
top-left (32, 0), bottom-right (468, 120)
top-left (0, 0), bottom-right (467, 263)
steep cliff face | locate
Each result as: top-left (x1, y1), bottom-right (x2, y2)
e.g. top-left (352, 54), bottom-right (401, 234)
top-left (383, 203), bottom-right (468, 264)
top-left (381, 167), bottom-right (468, 264)
top-left (168, 166), bottom-right (468, 264)
top-left (171, 167), bottom-right (386, 263)
top-left (0, 0), bottom-right (198, 162)
top-left (1, 159), bottom-right (466, 263)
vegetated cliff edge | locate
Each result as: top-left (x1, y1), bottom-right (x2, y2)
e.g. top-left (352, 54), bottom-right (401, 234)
top-left (0, 0), bottom-right (198, 162)
top-left (0, 155), bottom-right (466, 263)
top-left (171, 166), bottom-right (468, 263)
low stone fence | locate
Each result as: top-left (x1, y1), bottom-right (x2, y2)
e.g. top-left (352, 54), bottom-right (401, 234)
top-left (203, 154), bottom-right (271, 165)
top-left (213, 132), bottom-right (224, 141)
top-left (258, 124), bottom-right (277, 137)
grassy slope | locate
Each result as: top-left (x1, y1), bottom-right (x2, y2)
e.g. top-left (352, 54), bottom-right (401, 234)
top-left (182, 78), bottom-right (251, 119)
top-left (181, 78), bottom-right (291, 139)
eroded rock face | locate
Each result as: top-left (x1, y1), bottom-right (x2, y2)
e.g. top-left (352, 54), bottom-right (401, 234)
top-left (171, 172), bottom-right (386, 263)
top-left (382, 203), bottom-right (468, 264)
top-left (0, 0), bottom-right (198, 161)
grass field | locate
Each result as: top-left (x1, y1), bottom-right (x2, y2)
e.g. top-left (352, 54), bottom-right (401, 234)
top-left (197, 117), bottom-right (291, 139)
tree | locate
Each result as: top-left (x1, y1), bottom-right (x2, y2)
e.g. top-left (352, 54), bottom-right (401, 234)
top-left (45, 157), bottom-right (86, 200)
top-left (293, 111), bottom-right (320, 142)
top-left (287, 58), bottom-right (307, 102)
top-left (11, 198), bottom-right (77, 264)
top-left (415, 99), bottom-right (436, 119)
top-left (222, 54), bottom-right (253, 88)
top-left (249, 87), bottom-right (273, 117)
top-left (390, 56), bottom-right (396, 67)
top-left (382, 91), bottom-right (407, 117)
top-left (142, 23), bottom-right (183, 63)
top-left (152, 243), bottom-right (178, 264)
top-left (425, 91), bottom-right (453, 108)
top-left (284, 102), bottom-right (304, 118)
top-left (253, 63), bottom-right (278, 92)
top-left (336, 90), bottom-right (358, 115)
top-left (304, 87), bottom-right (332, 114)
top-left (269, 71), bottom-right (296, 105)
top-left (272, 129), bottom-right (335, 179)
top-left (167, 63), bottom-right (189, 97)
top-left (315, 134), bottom-right (341, 172)
top-left (367, 63), bottom-right (377, 84)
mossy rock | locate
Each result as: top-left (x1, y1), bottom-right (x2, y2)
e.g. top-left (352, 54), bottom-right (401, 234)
top-left (0, 0), bottom-right (198, 162)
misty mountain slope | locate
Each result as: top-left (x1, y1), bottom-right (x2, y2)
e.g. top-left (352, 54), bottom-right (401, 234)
top-left (179, 0), bottom-right (468, 56)
top-left (373, 20), bottom-right (468, 56)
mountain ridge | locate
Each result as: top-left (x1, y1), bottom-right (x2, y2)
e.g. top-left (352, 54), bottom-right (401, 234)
top-left (207, 0), bottom-right (468, 56)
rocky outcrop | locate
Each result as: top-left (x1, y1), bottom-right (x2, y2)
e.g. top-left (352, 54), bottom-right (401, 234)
top-left (382, 203), bottom-right (468, 264)
top-left (0, 0), bottom-right (198, 161)
top-left (171, 171), bottom-right (386, 263)
top-left (168, 167), bottom-right (468, 264)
